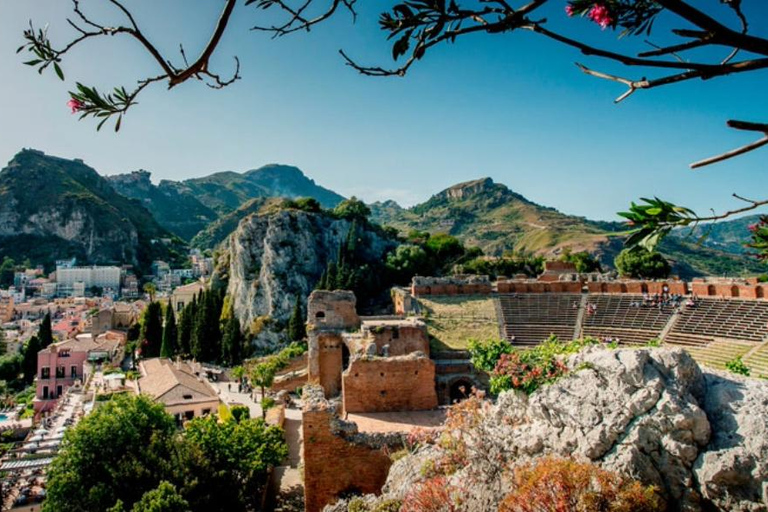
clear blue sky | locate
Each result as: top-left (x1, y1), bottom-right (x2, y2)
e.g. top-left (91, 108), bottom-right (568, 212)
top-left (1, 1), bottom-right (766, 220)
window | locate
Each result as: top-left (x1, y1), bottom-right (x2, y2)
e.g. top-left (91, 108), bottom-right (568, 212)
top-left (182, 394), bottom-right (193, 400)
top-left (177, 301), bottom-right (184, 312)
top-left (392, 328), bottom-right (399, 339)
top-left (71, 365), bottom-right (77, 378)
top-left (56, 366), bottom-right (65, 378)
top-left (42, 386), bottom-right (49, 399)
top-left (41, 367), bottom-right (50, 379)
top-left (315, 311), bottom-right (326, 321)
top-left (202, 409), bottom-right (211, 416)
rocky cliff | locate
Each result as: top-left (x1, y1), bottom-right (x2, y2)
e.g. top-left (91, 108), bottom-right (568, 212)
top-left (0, 149), bottom-right (184, 271)
top-left (107, 170), bottom-right (217, 241)
top-left (328, 347), bottom-right (768, 512)
top-left (213, 208), bottom-right (396, 347)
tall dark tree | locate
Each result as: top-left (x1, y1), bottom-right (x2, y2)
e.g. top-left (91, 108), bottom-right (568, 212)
top-left (287, 296), bottom-right (306, 342)
top-left (22, 335), bottom-right (41, 385)
top-left (0, 257), bottom-right (15, 288)
top-left (221, 317), bottom-right (243, 366)
top-left (139, 302), bottom-right (163, 358)
top-left (190, 290), bottom-right (223, 363)
top-left (38, 312), bottom-right (54, 349)
top-left (177, 296), bottom-right (196, 357)
top-left (161, 306), bottom-right (177, 359)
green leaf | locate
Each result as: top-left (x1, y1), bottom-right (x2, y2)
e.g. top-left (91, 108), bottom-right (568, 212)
top-left (54, 62), bottom-right (64, 81)
top-left (646, 207), bottom-right (662, 216)
top-left (23, 59), bottom-right (42, 66)
top-left (114, 115), bottom-right (122, 132)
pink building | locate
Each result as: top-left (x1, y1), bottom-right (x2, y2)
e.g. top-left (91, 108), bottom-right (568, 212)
top-left (34, 333), bottom-right (123, 413)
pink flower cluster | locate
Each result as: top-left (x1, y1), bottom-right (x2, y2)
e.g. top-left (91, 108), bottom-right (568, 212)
top-left (589, 4), bottom-right (613, 29)
top-left (67, 98), bottom-right (85, 114)
top-left (566, 3), bottom-right (614, 30)
top-left (749, 223), bottom-right (759, 233)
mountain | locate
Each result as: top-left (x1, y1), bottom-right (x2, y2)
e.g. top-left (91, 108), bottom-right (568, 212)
top-left (190, 198), bottom-right (271, 249)
top-left (0, 149), bottom-right (185, 272)
top-left (370, 177), bottom-right (623, 257)
top-left (369, 177), bottom-right (765, 278)
top-left (107, 164), bottom-right (346, 240)
top-left (212, 206), bottom-right (396, 347)
top-left (107, 170), bottom-right (218, 241)
top-left (669, 214), bottom-right (760, 255)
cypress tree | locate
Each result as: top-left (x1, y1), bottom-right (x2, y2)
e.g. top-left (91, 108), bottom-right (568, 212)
top-left (287, 296), bottom-right (306, 342)
top-left (22, 335), bottom-right (41, 385)
top-left (316, 270), bottom-right (327, 291)
top-left (190, 292), bottom-right (206, 361)
top-left (346, 220), bottom-right (358, 261)
top-left (138, 302), bottom-right (163, 358)
top-left (221, 317), bottom-right (243, 366)
top-left (177, 295), bottom-right (195, 357)
top-left (326, 261), bottom-right (337, 291)
top-left (38, 312), bottom-right (54, 348)
top-left (161, 306), bottom-right (177, 359)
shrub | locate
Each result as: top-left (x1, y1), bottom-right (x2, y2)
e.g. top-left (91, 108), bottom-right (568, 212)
top-left (401, 476), bottom-right (459, 512)
top-left (468, 338), bottom-right (513, 372)
top-left (489, 337), bottom-right (597, 395)
top-left (725, 357), bottom-right (751, 376)
top-left (500, 457), bottom-right (663, 512)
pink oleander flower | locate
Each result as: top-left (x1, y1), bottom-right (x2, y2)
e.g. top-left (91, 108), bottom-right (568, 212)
top-left (588, 4), bottom-right (613, 29)
top-left (565, 4), bottom-right (574, 16)
top-left (67, 98), bottom-right (85, 114)
top-left (749, 223), bottom-right (759, 233)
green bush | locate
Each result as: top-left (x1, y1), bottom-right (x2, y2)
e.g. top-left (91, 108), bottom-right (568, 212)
top-left (490, 337), bottom-right (597, 395)
top-left (468, 338), bottom-right (513, 372)
top-left (725, 357), bottom-right (751, 376)
top-left (614, 248), bottom-right (670, 279)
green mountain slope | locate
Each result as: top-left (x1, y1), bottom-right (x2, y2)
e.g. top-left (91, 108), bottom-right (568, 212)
top-left (370, 177), bottom-right (764, 278)
top-left (108, 164), bottom-right (345, 240)
top-left (190, 198), bottom-right (271, 249)
top-left (370, 177), bottom-right (622, 257)
top-left (0, 149), bottom-right (185, 272)
top-left (669, 214), bottom-right (759, 255)
top-left (107, 171), bottom-right (218, 241)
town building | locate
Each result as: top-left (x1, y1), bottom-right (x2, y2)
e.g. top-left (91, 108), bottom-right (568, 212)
top-left (171, 281), bottom-right (205, 313)
top-left (133, 358), bottom-right (220, 422)
top-left (0, 296), bottom-right (14, 323)
top-left (55, 265), bottom-right (121, 297)
top-left (34, 331), bottom-right (124, 413)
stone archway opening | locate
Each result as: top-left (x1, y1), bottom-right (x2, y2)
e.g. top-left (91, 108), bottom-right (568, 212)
top-left (449, 378), bottom-right (475, 404)
top-left (341, 343), bottom-right (350, 371)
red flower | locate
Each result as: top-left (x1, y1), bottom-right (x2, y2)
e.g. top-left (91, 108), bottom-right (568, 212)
top-left (67, 98), bottom-right (85, 114)
top-left (588, 4), bottom-right (613, 29)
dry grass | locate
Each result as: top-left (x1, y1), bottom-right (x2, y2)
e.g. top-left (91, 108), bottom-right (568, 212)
top-left (417, 296), bottom-right (500, 351)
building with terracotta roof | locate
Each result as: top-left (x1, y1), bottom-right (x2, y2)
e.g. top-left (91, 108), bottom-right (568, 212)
top-left (134, 358), bottom-right (220, 423)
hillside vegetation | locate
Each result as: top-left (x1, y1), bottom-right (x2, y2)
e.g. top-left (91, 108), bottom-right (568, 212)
top-left (0, 149), bottom-right (185, 272)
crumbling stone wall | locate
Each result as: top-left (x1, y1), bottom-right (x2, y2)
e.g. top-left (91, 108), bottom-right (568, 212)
top-left (308, 332), bottom-right (346, 397)
top-left (342, 354), bottom-right (438, 414)
top-left (302, 385), bottom-right (397, 512)
top-left (411, 275), bottom-right (492, 296)
top-left (362, 321), bottom-right (430, 356)
top-left (496, 280), bottom-right (582, 293)
top-left (307, 290), bottom-right (360, 330)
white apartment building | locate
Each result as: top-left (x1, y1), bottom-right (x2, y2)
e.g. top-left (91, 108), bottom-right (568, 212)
top-left (56, 266), bottom-right (121, 296)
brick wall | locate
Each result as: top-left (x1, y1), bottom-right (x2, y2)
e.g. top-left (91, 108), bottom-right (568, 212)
top-left (308, 332), bottom-right (345, 397)
top-left (365, 325), bottom-right (430, 356)
top-left (342, 355), bottom-right (438, 414)
top-left (303, 389), bottom-right (394, 512)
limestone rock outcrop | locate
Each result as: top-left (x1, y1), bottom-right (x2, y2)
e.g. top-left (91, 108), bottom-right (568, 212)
top-left (213, 209), bottom-right (395, 348)
top-left (332, 347), bottom-right (768, 512)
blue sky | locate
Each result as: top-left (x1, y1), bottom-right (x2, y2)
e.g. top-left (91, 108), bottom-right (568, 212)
top-left (0, 1), bottom-right (766, 220)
